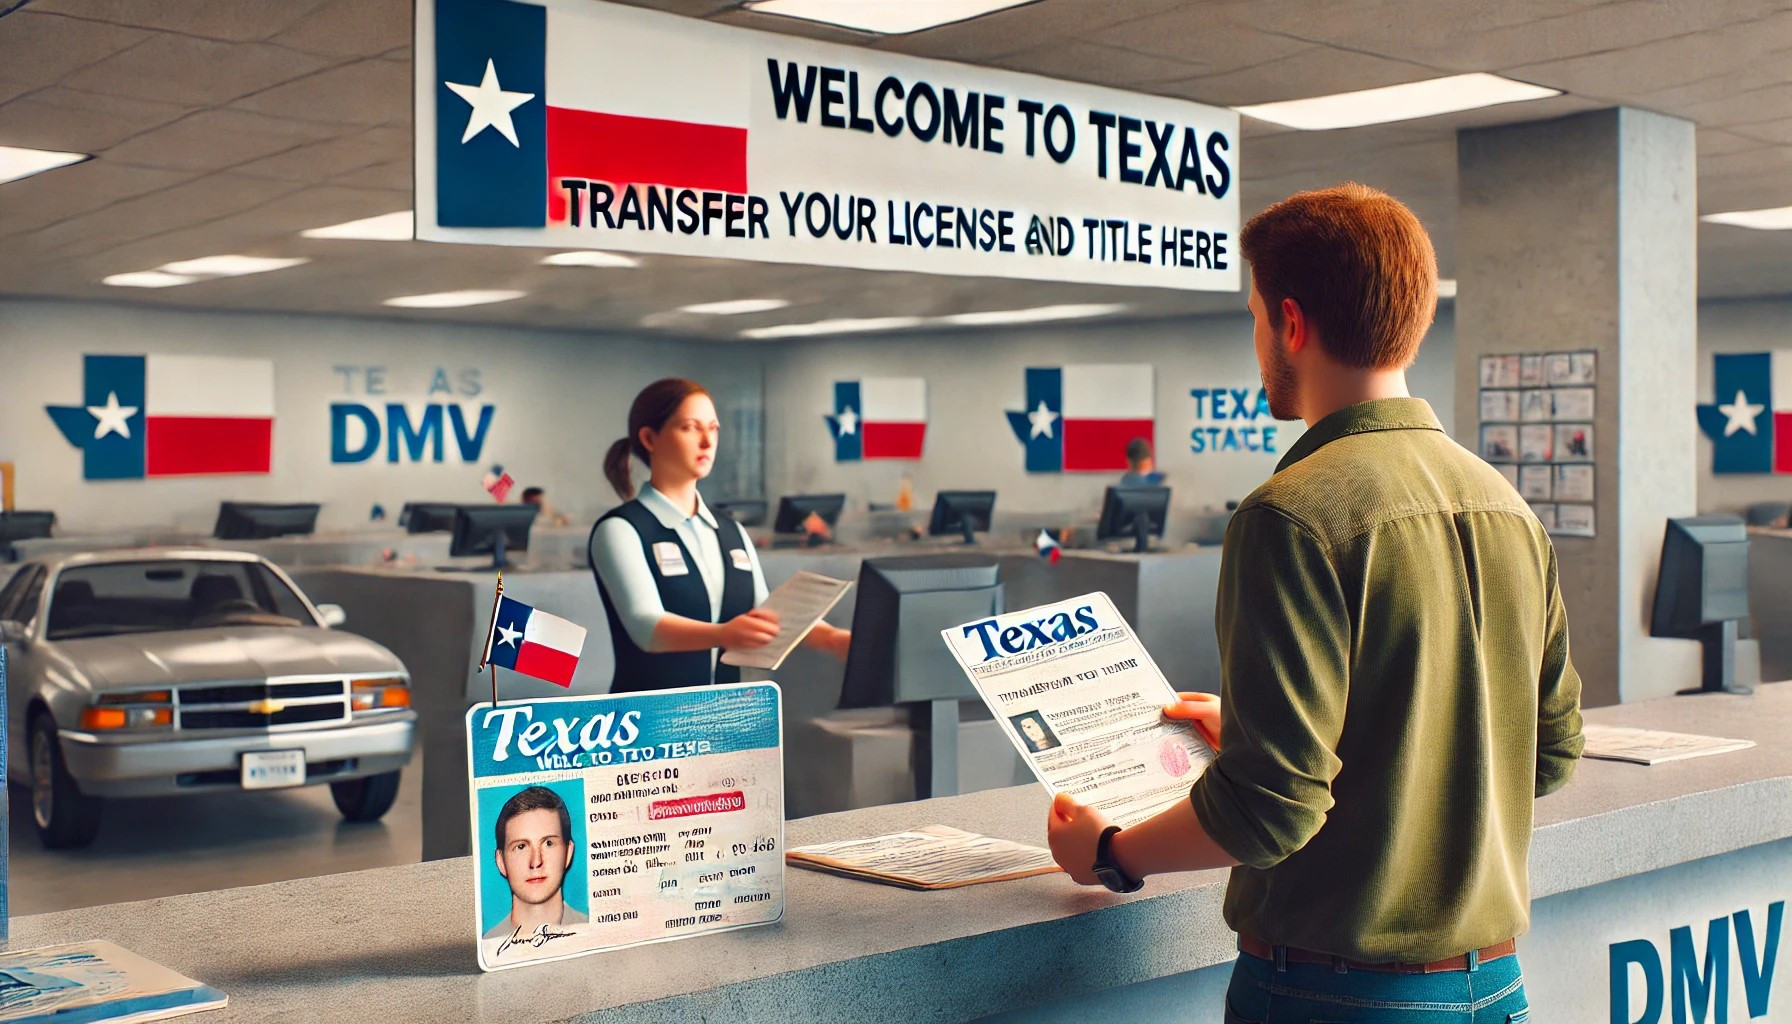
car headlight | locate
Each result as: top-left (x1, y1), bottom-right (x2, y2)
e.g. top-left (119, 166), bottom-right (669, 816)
top-left (350, 678), bottom-right (411, 711)
top-left (81, 691), bottom-right (174, 731)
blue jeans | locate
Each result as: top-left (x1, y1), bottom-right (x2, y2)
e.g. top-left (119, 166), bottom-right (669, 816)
top-left (1224, 950), bottom-right (1530, 1023)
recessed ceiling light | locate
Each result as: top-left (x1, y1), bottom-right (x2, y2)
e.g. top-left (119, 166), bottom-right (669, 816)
top-left (938, 303), bottom-right (1128, 327)
top-left (1702, 206), bottom-right (1792, 230)
top-left (742, 316), bottom-right (925, 340)
top-left (541, 250), bottom-right (641, 268)
top-left (1234, 73), bottom-right (1560, 131)
top-left (383, 289), bottom-right (526, 309)
top-left (678, 298), bottom-right (790, 316)
top-left (102, 271), bottom-right (200, 289)
top-left (301, 211), bottom-right (414, 241)
top-left (1437, 279), bottom-right (1458, 299)
top-left (0, 145), bottom-right (89, 186)
top-left (159, 255), bottom-right (310, 278)
top-left (743, 0), bottom-right (1034, 34)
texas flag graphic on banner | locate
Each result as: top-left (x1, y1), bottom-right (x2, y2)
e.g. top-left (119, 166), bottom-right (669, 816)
top-left (430, 0), bottom-right (747, 229)
top-left (1006, 365), bottom-right (1155, 473)
top-left (45, 355), bottom-right (275, 480)
top-left (828, 378), bottom-right (927, 461)
top-left (1696, 351), bottom-right (1792, 475)
top-left (485, 594), bottom-right (586, 687)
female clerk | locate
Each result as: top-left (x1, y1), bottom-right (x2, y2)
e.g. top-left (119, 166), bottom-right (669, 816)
top-left (589, 378), bottom-right (851, 692)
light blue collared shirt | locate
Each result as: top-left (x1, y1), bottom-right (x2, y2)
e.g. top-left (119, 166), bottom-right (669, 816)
top-left (589, 486), bottom-right (770, 654)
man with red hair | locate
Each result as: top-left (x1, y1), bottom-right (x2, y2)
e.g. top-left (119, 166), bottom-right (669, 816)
top-left (1048, 184), bottom-right (1583, 1022)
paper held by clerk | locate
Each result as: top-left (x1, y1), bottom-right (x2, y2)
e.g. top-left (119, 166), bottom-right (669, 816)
top-left (941, 591), bottom-right (1216, 828)
top-left (720, 570), bottom-right (853, 671)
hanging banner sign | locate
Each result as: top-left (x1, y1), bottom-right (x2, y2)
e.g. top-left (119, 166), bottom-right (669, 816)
top-left (466, 683), bottom-right (785, 972)
top-left (416, 0), bottom-right (1240, 290)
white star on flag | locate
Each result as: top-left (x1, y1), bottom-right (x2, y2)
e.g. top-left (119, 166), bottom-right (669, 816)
top-left (1028, 400), bottom-right (1059, 439)
top-left (445, 59), bottom-right (535, 147)
top-left (496, 621), bottom-right (522, 648)
top-left (835, 406), bottom-right (859, 436)
top-left (89, 391), bottom-right (137, 440)
top-left (1718, 390), bottom-right (1765, 437)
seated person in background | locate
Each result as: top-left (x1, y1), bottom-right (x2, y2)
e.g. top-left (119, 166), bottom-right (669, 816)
top-left (522, 486), bottom-right (571, 527)
top-left (1118, 437), bottom-right (1165, 487)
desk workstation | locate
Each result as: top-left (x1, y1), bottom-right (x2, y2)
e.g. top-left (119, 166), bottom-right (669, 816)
top-left (10, 686), bottom-right (1790, 1023)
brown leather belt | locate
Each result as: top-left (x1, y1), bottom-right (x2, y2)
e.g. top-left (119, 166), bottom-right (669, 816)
top-left (1238, 934), bottom-right (1518, 975)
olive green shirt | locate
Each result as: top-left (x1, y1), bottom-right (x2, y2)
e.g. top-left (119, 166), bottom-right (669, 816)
top-left (1188, 398), bottom-right (1584, 963)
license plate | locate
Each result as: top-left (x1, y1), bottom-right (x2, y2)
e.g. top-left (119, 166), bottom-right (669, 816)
top-left (241, 749), bottom-right (307, 790)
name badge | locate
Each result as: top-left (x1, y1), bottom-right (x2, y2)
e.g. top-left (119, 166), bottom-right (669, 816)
top-left (653, 541), bottom-right (690, 577)
top-left (729, 548), bottom-right (753, 572)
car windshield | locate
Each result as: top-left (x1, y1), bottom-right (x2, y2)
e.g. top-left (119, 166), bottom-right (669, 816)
top-left (46, 560), bottom-right (314, 641)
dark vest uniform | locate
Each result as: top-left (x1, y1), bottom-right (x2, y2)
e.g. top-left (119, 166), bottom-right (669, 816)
top-left (591, 498), bottom-right (756, 693)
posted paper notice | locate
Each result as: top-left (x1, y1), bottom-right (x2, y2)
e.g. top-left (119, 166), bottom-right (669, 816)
top-left (720, 571), bottom-right (852, 670)
top-left (941, 592), bottom-right (1214, 828)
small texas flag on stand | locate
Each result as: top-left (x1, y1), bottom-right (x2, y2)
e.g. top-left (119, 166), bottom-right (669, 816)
top-left (828, 378), bottom-right (927, 461)
top-left (1006, 364), bottom-right (1155, 473)
top-left (483, 589), bottom-right (586, 689)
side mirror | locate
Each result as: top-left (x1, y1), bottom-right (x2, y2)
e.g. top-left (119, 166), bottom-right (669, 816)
top-left (317, 604), bottom-right (348, 628)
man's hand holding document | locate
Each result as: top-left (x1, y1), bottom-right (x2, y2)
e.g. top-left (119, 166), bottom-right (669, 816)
top-left (941, 592), bottom-right (1217, 829)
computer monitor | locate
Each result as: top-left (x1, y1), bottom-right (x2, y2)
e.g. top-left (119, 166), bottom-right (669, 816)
top-left (773, 493), bottom-right (845, 534)
top-left (839, 555), bottom-right (1004, 708)
top-left (213, 502), bottom-right (320, 540)
top-left (400, 502), bottom-right (461, 534)
top-left (927, 491), bottom-right (996, 545)
top-left (712, 499), bottom-right (768, 527)
top-left (0, 510), bottom-right (55, 561)
top-left (1649, 515), bottom-right (1751, 695)
top-left (449, 504), bottom-right (536, 569)
top-left (1097, 485), bottom-right (1171, 553)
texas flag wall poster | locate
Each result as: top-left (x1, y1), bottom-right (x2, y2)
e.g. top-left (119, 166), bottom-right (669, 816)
top-left (828, 378), bottom-right (926, 461)
top-left (45, 355), bottom-right (275, 480)
top-left (1696, 352), bottom-right (1792, 475)
top-left (1007, 365), bottom-right (1155, 473)
top-left (486, 594), bottom-right (587, 688)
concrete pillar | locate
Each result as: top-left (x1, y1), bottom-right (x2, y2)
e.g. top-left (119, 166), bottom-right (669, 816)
top-left (1456, 108), bottom-right (1700, 707)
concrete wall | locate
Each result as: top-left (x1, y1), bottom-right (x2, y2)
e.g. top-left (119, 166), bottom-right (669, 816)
top-left (757, 308), bottom-right (1460, 516)
top-left (0, 299), bottom-right (760, 534)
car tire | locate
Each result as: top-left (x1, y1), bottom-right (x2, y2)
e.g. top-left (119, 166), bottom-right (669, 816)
top-left (331, 770), bottom-right (402, 823)
top-left (29, 714), bottom-right (102, 849)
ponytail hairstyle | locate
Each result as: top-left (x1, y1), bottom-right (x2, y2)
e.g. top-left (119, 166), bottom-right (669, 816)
top-left (604, 378), bottom-right (711, 501)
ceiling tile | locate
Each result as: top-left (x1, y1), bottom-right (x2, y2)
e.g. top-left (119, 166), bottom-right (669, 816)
top-left (985, 40), bottom-right (1210, 89)
top-left (0, 86), bottom-right (190, 153)
top-left (1508, 11), bottom-right (1792, 103)
top-left (28, 172), bottom-right (305, 260)
top-left (331, 159), bottom-right (411, 191)
top-left (268, 0), bottom-right (411, 58)
top-left (1088, 6), bottom-right (1309, 69)
top-left (229, 59), bottom-right (411, 127)
top-left (0, 10), bottom-right (150, 83)
top-left (0, 159), bottom-right (190, 239)
top-left (234, 128), bottom-right (405, 182)
top-left (1161, 46), bottom-right (1441, 107)
top-left (24, 0), bottom-right (337, 43)
top-left (60, 33), bottom-right (335, 107)
top-left (103, 109), bottom-right (341, 172)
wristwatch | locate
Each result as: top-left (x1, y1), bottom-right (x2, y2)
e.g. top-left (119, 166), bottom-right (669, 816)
top-left (1092, 825), bottom-right (1143, 893)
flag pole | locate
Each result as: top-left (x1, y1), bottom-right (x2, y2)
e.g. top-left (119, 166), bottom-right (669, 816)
top-left (478, 571), bottom-right (505, 707)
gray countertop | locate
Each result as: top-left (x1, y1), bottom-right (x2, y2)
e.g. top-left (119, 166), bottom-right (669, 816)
top-left (9, 685), bottom-right (1792, 1024)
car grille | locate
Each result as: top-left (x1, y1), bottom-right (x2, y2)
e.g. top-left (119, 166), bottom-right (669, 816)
top-left (174, 678), bottom-right (351, 732)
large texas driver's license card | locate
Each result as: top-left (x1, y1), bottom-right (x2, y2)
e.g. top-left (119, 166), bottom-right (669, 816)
top-left (465, 683), bottom-right (785, 971)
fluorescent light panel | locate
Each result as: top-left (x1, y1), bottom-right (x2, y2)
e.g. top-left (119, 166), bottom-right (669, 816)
top-left (679, 298), bottom-right (790, 316)
top-left (1702, 206), bottom-right (1792, 230)
top-left (541, 250), bottom-right (640, 268)
top-left (102, 271), bottom-right (200, 289)
top-left (742, 316), bottom-right (924, 340)
top-left (1234, 73), bottom-right (1559, 130)
top-left (743, 0), bottom-right (1034, 34)
top-left (302, 211), bottom-right (414, 240)
top-left (383, 290), bottom-right (526, 309)
top-left (940, 303), bottom-right (1127, 327)
top-left (159, 255), bottom-right (309, 278)
top-left (0, 145), bottom-right (89, 186)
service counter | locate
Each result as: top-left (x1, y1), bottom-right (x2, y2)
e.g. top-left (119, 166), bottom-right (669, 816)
top-left (11, 685), bottom-right (1792, 1023)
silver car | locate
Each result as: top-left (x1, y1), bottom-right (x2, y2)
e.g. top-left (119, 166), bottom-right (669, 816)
top-left (1, 548), bottom-right (417, 848)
